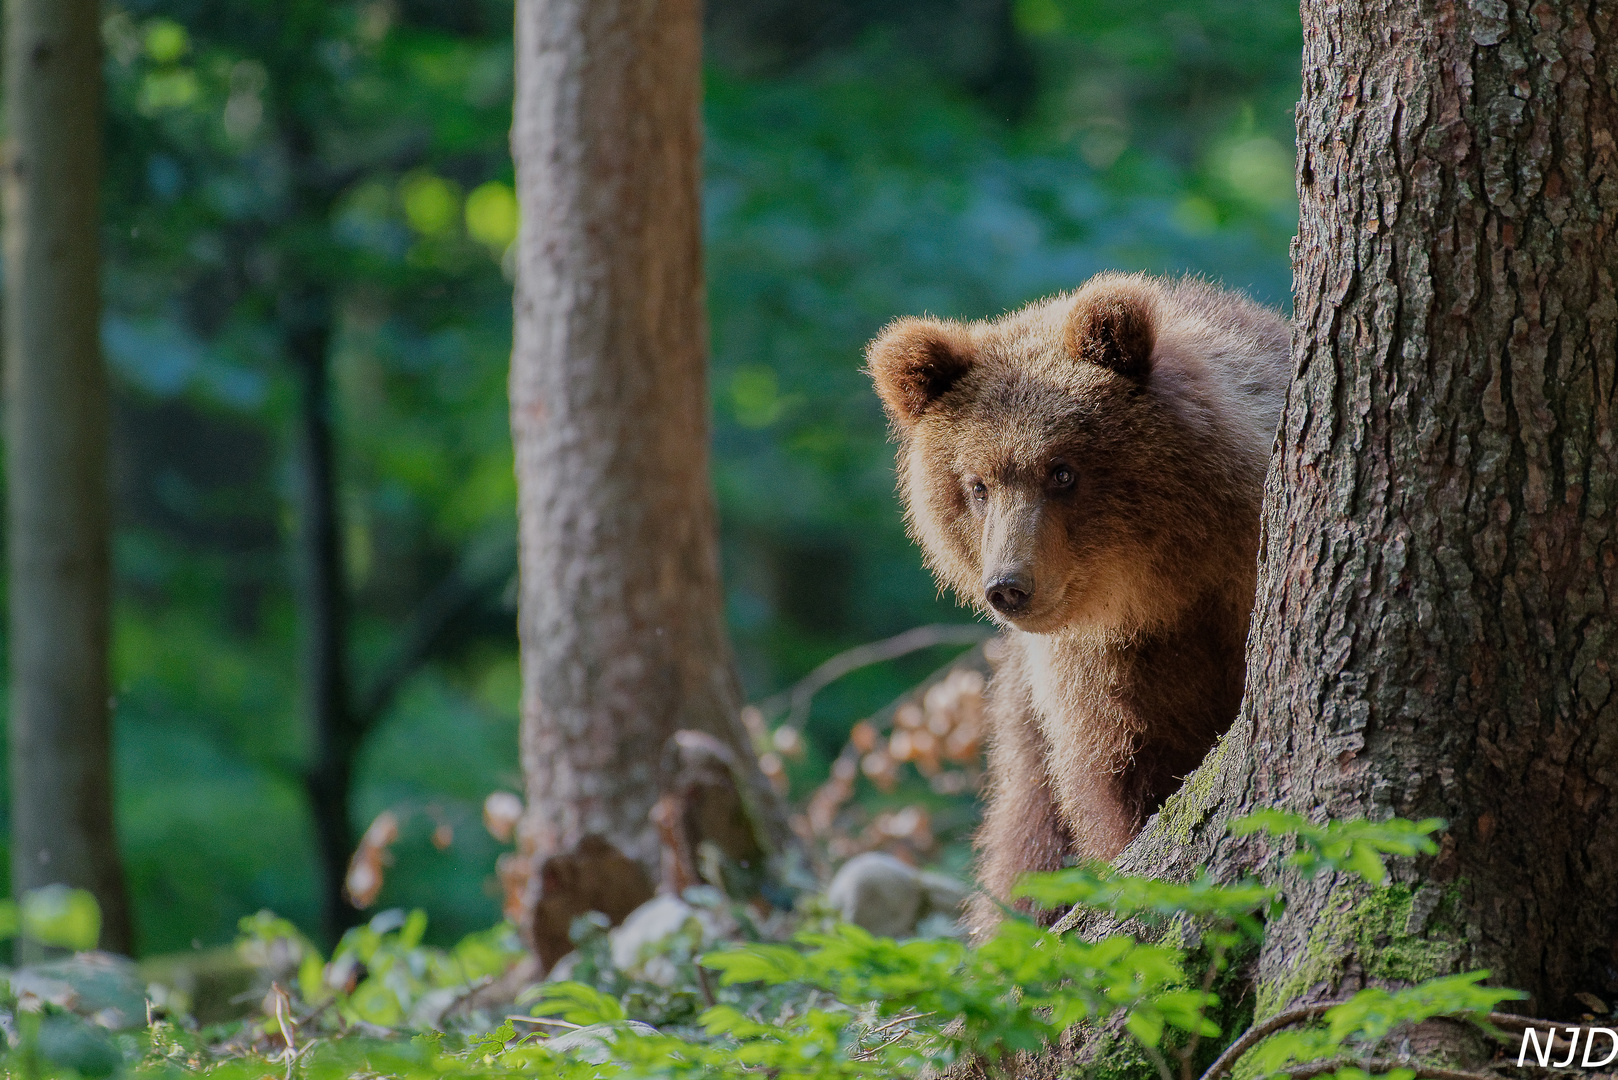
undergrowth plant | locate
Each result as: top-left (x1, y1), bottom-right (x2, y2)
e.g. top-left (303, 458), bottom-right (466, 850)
top-left (0, 814), bottom-right (1523, 1080)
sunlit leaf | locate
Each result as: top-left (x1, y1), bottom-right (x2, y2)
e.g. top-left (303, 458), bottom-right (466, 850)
top-left (22, 886), bottom-right (101, 951)
top-left (142, 18), bottom-right (188, 63)
top-left (527, 981), bottom-right (628, 1025)
top-left (465, 181), bottom-right (518, 248)
top-left (401, 174), bottom-right (462, 235)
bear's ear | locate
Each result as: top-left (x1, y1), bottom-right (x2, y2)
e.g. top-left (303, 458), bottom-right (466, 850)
top-left (1064, 290), bottom-right (1156, 380)
top-left (866, 317), bottom-right (977, 426)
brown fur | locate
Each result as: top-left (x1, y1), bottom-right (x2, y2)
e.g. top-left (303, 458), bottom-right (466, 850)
top-left (865, 273), bottom-right (1289, 935)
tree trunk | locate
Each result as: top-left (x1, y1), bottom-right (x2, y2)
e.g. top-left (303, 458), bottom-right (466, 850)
top-left (1249, 0), bottom-right (1618, 1020)
top-left (510, 0), bottom-right (790, 934)
top-left (1100, 0), bottom-right (1618, 1036)
top-left (2, 0), bottom-right (133, 954)
top-left (284, 284), bottom-right (361, 945)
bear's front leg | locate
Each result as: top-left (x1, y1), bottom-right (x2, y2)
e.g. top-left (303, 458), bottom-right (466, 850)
top-left (968, 644), bottom-right (1072, 937)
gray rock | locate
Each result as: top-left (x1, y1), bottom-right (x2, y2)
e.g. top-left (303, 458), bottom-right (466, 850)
top-left (826, 852), bottom-right (967, 938)
top-left (917, 869), bottom-right (969, 917)
top-left (17, 952), bottom-right (147, 1030)
top-left (606, 894), bottom-right (726, 986)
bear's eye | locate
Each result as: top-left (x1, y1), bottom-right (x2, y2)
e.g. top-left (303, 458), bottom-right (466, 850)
top-left (969, 479), bottom-right (987, 502)
top-left (1050, 464), bottom-right (1076, 489)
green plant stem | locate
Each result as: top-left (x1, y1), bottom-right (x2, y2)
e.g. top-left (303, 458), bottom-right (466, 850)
top-left (1181, 936), bottom-right (1230, 1080)
top-left (1143, 1040), bottom-right (1177, 1080)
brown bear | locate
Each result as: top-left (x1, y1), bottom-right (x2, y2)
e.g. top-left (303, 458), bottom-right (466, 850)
top-left (865, 272), bottom-right (1289, 935)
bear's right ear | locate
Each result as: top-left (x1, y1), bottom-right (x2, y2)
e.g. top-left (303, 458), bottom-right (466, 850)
top-left (866, 318), bottom-right (976, 427)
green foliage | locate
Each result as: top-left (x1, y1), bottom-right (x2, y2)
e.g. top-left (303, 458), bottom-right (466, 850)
top-left (1231, 812), bottom-right (1446, 885)
top-left (526, 982), bottom-right (627, 1026)
top-left (0, 886), bottom-right (104, 951)
top-left (234, 907), bottom-right (525, 1030)
top-left (1246, 973), bottom-right (1525, 1079)
top-left (1014, 867), bottom-right (1279, 930)
top-left (0, 818), bottom-right (1523, 1080)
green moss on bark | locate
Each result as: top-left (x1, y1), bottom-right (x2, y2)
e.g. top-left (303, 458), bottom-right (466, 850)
top-left (1257, 883), bottom-right (1461, 1016)
top-left (1152, 735), bottom-right (1235, 845)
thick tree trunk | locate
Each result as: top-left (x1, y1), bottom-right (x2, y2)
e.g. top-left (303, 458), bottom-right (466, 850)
top-left (1102, 0), bottom-right (1618, 1035)
top-left (1248, 0), bottom-right (1618, 1020)
top-left (510, 0), bottom-right (790, 933)
top-left (2, 0), bottom-right (133, 954)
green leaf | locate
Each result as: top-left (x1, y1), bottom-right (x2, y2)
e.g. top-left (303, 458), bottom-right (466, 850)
top-left (1245, 1028), bottom-right (1336, 1074)
top-left (1125, 1009), bottom-right (1165, 1047)
top-left (1229, 809), bottom-right (1306, 837)
top-left (399, 908), bottom-right (429, 949)
top-left (349, 975), bottom-right (404, 1027)
top-left (1345, 844), bottom-right (1388, 885)
top-left (1231, 813), bottom-right (1445, 880)
top-left (471, 1019), bottom-right (517, 1056)
top-left (528, 981), bottom-right (627, 1025)
top-left (1014, 867), bottom-right (1277, 930)
top-left (22, 885), bottom-right (101, 951)
top-left (465, 182), bottom-right (519, 248)
top-left (142, 18), bottom-right (189, 63)
top-left (297, 951), bottom-right (328, 1004)
top-left (1324, 971), bottom-right (1524, 1045)
top-left (701, 942), bottom-right (809, 985)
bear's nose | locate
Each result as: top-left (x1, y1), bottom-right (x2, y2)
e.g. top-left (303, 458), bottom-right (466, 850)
top-left (985, 575), bottom-right (1033, 616)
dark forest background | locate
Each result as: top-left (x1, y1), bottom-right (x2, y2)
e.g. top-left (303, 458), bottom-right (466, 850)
top-left (0, 0), bottom-right (1300, 956)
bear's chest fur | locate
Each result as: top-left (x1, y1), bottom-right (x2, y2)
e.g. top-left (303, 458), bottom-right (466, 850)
top-left (1015, 597), bottom-right (1249, 858)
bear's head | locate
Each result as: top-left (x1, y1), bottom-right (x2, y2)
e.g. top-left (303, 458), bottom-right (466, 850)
top-left (866, 273), bottom-right (1283, 637)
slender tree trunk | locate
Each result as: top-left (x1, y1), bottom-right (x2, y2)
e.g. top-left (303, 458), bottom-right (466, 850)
top-left (1103, 0), bottom-right (1618, 1037)
top-left (510, 0), bottom-right (790, 927)
top-left (2, 0), bottom-right (133, 954)
top-left (284, 285), bottom-right (360, 944)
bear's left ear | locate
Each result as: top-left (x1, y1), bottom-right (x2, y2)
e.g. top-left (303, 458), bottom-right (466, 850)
top-left (866, 317), bottom-right (977, 427)
top-left (1064, 290), bottom-right (1156, 380)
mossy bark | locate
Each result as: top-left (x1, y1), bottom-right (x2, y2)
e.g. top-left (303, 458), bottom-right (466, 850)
top-left (1244, 0), bottom-right (1618, 1021)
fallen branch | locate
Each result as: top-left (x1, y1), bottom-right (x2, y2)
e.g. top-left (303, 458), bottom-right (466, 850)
top-left (1283, 1058), bottom-right (1496, 1080)
top-left (1202, 1004), bottom-right (1565, 1080)
top-left (753, 623), bottom-right (992, 731)
top-left (1199, 1003), bottom-right (1337, 1080)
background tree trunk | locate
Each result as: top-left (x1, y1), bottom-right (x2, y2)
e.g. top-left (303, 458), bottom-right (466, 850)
top-left (283, 281), bottom-right (360, 946)
top-left (510, 0), bottom-right (790, 929)
top-left (1101, 0), bottom-right (1618, 1036)
top-left (3, 0), bottom-right (133, 953)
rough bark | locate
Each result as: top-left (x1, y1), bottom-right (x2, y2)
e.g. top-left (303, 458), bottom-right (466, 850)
top-left (1091, 0), bottom-right (1618, 1033)
top-left (510, 0), bottom-right (791, 936)
top-left (1250, 0), bottom-right (1618, 1020)
top-left (2, 0), bottom-right (133, 954)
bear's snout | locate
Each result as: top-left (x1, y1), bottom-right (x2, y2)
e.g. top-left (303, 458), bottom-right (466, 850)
top-left (984, 573), bottom-right (1034, 616)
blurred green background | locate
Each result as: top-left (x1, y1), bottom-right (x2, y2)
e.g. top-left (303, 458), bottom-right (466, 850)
top-left (0, 0), bottom-right (1300, 956)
